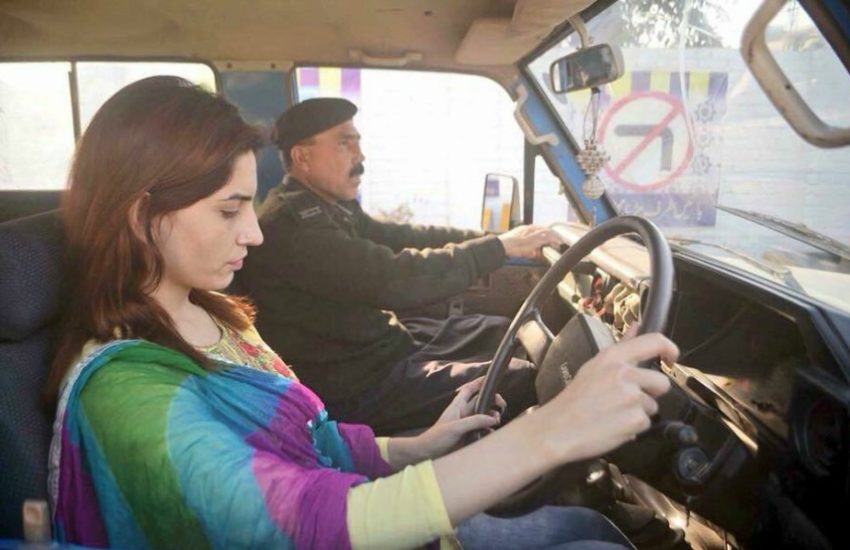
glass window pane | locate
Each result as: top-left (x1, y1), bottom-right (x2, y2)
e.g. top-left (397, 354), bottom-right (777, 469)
top-left (0, 61), bottom-right (216, 191)
top-left (295, 67), bottom-right (523, 229)
top-left (0, 62), bottom-right (75, 190)
top-left (533, 155), bottom-right (571, 225)
top-left (525, 0), bottom-right (850, 305)
top-left (77, 62), bottom-right (216, 131)
top-left (526, 0), bottom-right (850, 242)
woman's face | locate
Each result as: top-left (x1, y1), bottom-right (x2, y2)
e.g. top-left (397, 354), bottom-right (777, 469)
top-left (154, 151), bottom-right (263, 293)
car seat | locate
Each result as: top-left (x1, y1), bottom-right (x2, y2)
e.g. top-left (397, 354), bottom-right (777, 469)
top-left (0, 211), bottom-right (65, 538)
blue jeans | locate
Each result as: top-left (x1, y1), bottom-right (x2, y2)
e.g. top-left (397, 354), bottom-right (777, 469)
top-left (456, 506), bottom-right (634, 550)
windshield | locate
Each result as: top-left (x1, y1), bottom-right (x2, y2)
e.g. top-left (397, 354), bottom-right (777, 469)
top-left (527, 0), bottom-right (850, 312)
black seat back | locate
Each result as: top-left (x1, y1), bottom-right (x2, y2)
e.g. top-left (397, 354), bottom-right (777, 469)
top-left (0, 211), bottom-right (65, 538)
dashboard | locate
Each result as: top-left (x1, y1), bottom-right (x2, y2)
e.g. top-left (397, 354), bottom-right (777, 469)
top-left (544, 222), bottom-right (850, 546)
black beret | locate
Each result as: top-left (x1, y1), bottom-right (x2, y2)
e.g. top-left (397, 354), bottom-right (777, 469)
top-left (273, 97), bottom-right (358, 152)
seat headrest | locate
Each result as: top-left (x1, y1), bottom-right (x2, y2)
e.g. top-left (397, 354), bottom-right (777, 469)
top-left (0, 211), bottom-right (65, 341)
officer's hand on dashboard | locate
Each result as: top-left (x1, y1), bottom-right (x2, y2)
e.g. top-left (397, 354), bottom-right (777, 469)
top-left (497, 224), bottom-right (562, 259)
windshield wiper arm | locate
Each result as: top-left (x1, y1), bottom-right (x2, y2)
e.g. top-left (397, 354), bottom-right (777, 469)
top-left (717, 205), bottom-right (850, 262)
top-left (669, 237), bottom-right (806, 293)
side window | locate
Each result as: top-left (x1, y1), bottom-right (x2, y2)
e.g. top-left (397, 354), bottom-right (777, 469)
top-left (0, 61), bottom-right (215, 190)
top-left (76, 62), bottom-right (216, 131)
top-left (533, 155), bottom-right (571, 226)
top-left (0, 63), bottom-right (75, 190)
top-left (295, 67), bottom-right (523, 229)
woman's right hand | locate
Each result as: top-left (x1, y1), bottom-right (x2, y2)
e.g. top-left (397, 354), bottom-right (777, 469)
top-left (432, 331), bottom-right (678, 526)
top-left (532, 332), bottom-right (678, 466)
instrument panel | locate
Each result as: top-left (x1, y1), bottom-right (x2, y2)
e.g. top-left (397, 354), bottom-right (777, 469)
top-left (545, 226), bottom-right (849, 486)
top-left (543, 223), bottom-right (850, 545)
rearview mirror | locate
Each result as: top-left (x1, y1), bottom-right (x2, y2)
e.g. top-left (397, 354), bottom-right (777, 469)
top-left (549, 43), bottom-right (624, 94)
top-left (481, 173), bottom-right (521, 232)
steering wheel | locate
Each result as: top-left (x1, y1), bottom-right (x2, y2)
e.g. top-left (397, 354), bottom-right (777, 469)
top-left (472, 215), bottom-right (674, 515)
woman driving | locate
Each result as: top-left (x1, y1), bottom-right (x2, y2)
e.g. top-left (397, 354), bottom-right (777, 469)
top-left (46, 76), bottom-right (677, 550)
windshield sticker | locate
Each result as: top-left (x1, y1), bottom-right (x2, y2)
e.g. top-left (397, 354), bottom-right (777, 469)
top-left (598, 90), bottom-right (694, 191)
top-left (598, 70), bottom-right (728, 226)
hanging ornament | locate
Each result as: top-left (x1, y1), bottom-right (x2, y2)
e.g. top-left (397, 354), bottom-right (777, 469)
top-left (576, 88), bottom-right (609, 200)
top-left (577, 139), bottom-right (608, 199)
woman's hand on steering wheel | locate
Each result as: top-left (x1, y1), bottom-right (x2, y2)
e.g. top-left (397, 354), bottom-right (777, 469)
top-left (428, 332), bottom-right (678, 525)
top-left (385, 377), bottom-right (507, 469)
top-left (532, 331), bottom-right (679, 465)
top-left (431, 217), bottom-right (678, 518)
top-left (419, 377), bottom-right (507, 459)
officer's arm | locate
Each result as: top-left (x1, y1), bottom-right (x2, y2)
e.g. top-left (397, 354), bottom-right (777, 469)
top-left (357, 210), bottom-right (485, 252)
top-left (255, 219), bottom-right (506, 310)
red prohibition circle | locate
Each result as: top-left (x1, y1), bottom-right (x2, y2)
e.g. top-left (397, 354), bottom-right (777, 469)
top-left (597, 90), bottom-right (694, 192)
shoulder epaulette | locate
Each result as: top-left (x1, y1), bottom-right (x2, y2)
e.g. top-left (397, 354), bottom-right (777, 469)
top-left (262, 187), bottom-right (334, 227)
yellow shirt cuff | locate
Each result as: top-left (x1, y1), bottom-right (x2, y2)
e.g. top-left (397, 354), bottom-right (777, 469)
top-left (375, 436), bottom-right (391, 463)
top-left (347, 460), bottom-right (453, 550)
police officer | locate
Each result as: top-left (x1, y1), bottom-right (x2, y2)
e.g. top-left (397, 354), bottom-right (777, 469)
top-left (235, 97), bottom-right (562, 434)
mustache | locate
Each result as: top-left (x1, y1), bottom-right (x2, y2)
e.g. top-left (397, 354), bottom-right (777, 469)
top-left (349, 163), bottom-right (365, 177)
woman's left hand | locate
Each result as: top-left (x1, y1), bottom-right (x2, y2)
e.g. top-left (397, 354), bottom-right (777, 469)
top-left (416, 377), bottom-right (506, 460)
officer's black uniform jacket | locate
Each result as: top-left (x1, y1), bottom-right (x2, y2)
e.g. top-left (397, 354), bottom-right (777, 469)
top-left (234, 178), bottom-right (507, 403)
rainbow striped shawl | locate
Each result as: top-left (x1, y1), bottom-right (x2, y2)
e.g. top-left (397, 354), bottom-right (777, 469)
top-left (48, 339), bottom-right (391, 549)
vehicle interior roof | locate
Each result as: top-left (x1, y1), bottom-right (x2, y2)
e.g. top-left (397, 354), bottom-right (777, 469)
top-left (0, 0), bottom-right (582, 86)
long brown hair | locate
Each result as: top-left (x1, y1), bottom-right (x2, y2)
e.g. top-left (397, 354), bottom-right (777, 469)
top-left (47, 76), bottom-right (262, 403)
